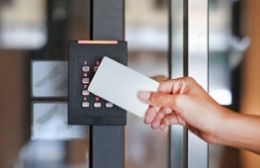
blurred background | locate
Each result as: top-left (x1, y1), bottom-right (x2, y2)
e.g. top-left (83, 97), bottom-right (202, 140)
top-left (0, 0), bottom-right (259, 168)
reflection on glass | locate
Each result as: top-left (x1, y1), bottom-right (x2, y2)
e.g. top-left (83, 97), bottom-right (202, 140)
top-left (0, 0), bottom-right (170, 167)
top-left (208, 0), bottom-right (233, 106)
top-left (0, 1), bottom-right (88, 168)
top-left (208, 0), bottom-right (242, 168)
top-left (126, 0), bottom-right (169, 168)
top-left (32, 103), bottom-right (88, 140)
top-left (0, 0), bottom-right (47, 49)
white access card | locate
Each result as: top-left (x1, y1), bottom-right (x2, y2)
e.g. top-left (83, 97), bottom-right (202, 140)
top-left (88, 57), bottom-right (159, 118)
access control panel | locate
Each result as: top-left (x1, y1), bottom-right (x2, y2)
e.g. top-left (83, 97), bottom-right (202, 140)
top-left (68, 40), bottom-right (127, 125)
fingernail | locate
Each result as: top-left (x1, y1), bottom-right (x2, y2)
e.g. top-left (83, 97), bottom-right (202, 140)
top-left (160, 124), bottom-right (165, 130)
top-left (152, 124), bottom-right (158, 130)
top-left (137, 91), bottom-right (150, 100)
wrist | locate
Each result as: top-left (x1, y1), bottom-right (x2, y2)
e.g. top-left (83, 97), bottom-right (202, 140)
top-left (213, 108), bottom-right (237, 145)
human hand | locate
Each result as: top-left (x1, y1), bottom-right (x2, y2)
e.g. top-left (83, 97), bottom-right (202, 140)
top-left (138, 77), bottom-right (229, 144)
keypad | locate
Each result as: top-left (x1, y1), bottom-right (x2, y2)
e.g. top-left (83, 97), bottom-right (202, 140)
top-left (68, 40), bottom-right (127, 125)
top-left (80, 59), bottom-right (114, 109)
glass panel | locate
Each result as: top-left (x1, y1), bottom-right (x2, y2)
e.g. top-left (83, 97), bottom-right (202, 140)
top-left (208, 0), bottom-right (242, 168)
top-left (169, 0), bottom-right (245, 167)
top-left (0, 0), bottom-right (47, 49)
top-left (125, 0), bottom-right (169, 168)
top-left (208, 0), bottom-right (232, 106)
top-left (1, 1), bottom-right (169, 168)
top-left (0, 1), bottom-right (89, 167)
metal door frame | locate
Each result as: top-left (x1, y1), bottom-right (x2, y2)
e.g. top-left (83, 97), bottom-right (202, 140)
top-left (169, 0), bottom-right (209, 167)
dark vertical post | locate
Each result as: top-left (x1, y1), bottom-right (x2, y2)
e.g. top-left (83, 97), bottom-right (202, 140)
top-left (89, 0), bottom-right (125, 168)
top-left (90, 0), bottom-right (124, 40)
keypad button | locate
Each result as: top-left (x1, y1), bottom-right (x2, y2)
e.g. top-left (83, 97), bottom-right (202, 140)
top-left (94, 66), bottom-right (99, 72)
top-left (106, 103), bottom-right (113, 108)
top-left (82, 78), bottom-right (89, 84)
top-left (82, 66), bottom-right (90, 72)
top-left (94, 102), bottom-right (102, 108)
top-left (82, 102), bottom-right (90, 108)
top-left (82, 90), bottom-right (89, 96)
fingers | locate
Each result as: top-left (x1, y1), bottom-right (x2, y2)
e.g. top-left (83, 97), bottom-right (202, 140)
top-left (144, 106), bottom-right (170, 124)
top-left (158, 113), bottom-right (181, 130)
top-left (144, 106), bottom-right (181, 130)
top-left (139, 77), bottom-right (197, 131)
top-left (158, 77), bottom-right (195, 94)
top-left (138, 91), bottom-right (177, 109)
top-left (158, 108), bottom-right (175, 130)
top-left (159, 120), bottom-right (167, 130)
top-left (137, 77), bottom-right (196, 110)
top-left (150, 107), bottom-right (172, 129)
top-left (144, 106), bottom-right (159, 124)
top-left (163, 113), bottom-right (180, 126)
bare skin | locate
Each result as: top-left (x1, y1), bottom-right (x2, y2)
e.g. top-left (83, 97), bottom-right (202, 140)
top-left (137, 77), bottom-right (260, 154)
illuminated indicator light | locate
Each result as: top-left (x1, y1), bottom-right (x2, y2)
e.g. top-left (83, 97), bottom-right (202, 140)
top-left (95, 97), bottom-right (100, 101)
top-left (78, 40), bottom-right (118, 44)
top-left (84, 73), bottom-right (88, 77)
top-left (84, 61), bottom-right (87, 65)
top-left (84, 97), bottom-right (87, 101)
top-left (96, 61), bottom-right (100, 65)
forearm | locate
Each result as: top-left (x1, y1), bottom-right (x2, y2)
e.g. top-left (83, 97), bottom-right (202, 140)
top-left (216, 110), bottom-right (260, 154)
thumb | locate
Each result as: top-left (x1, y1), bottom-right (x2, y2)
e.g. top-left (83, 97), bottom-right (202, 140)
top-left (137, 91), bottom-right (179, 109)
